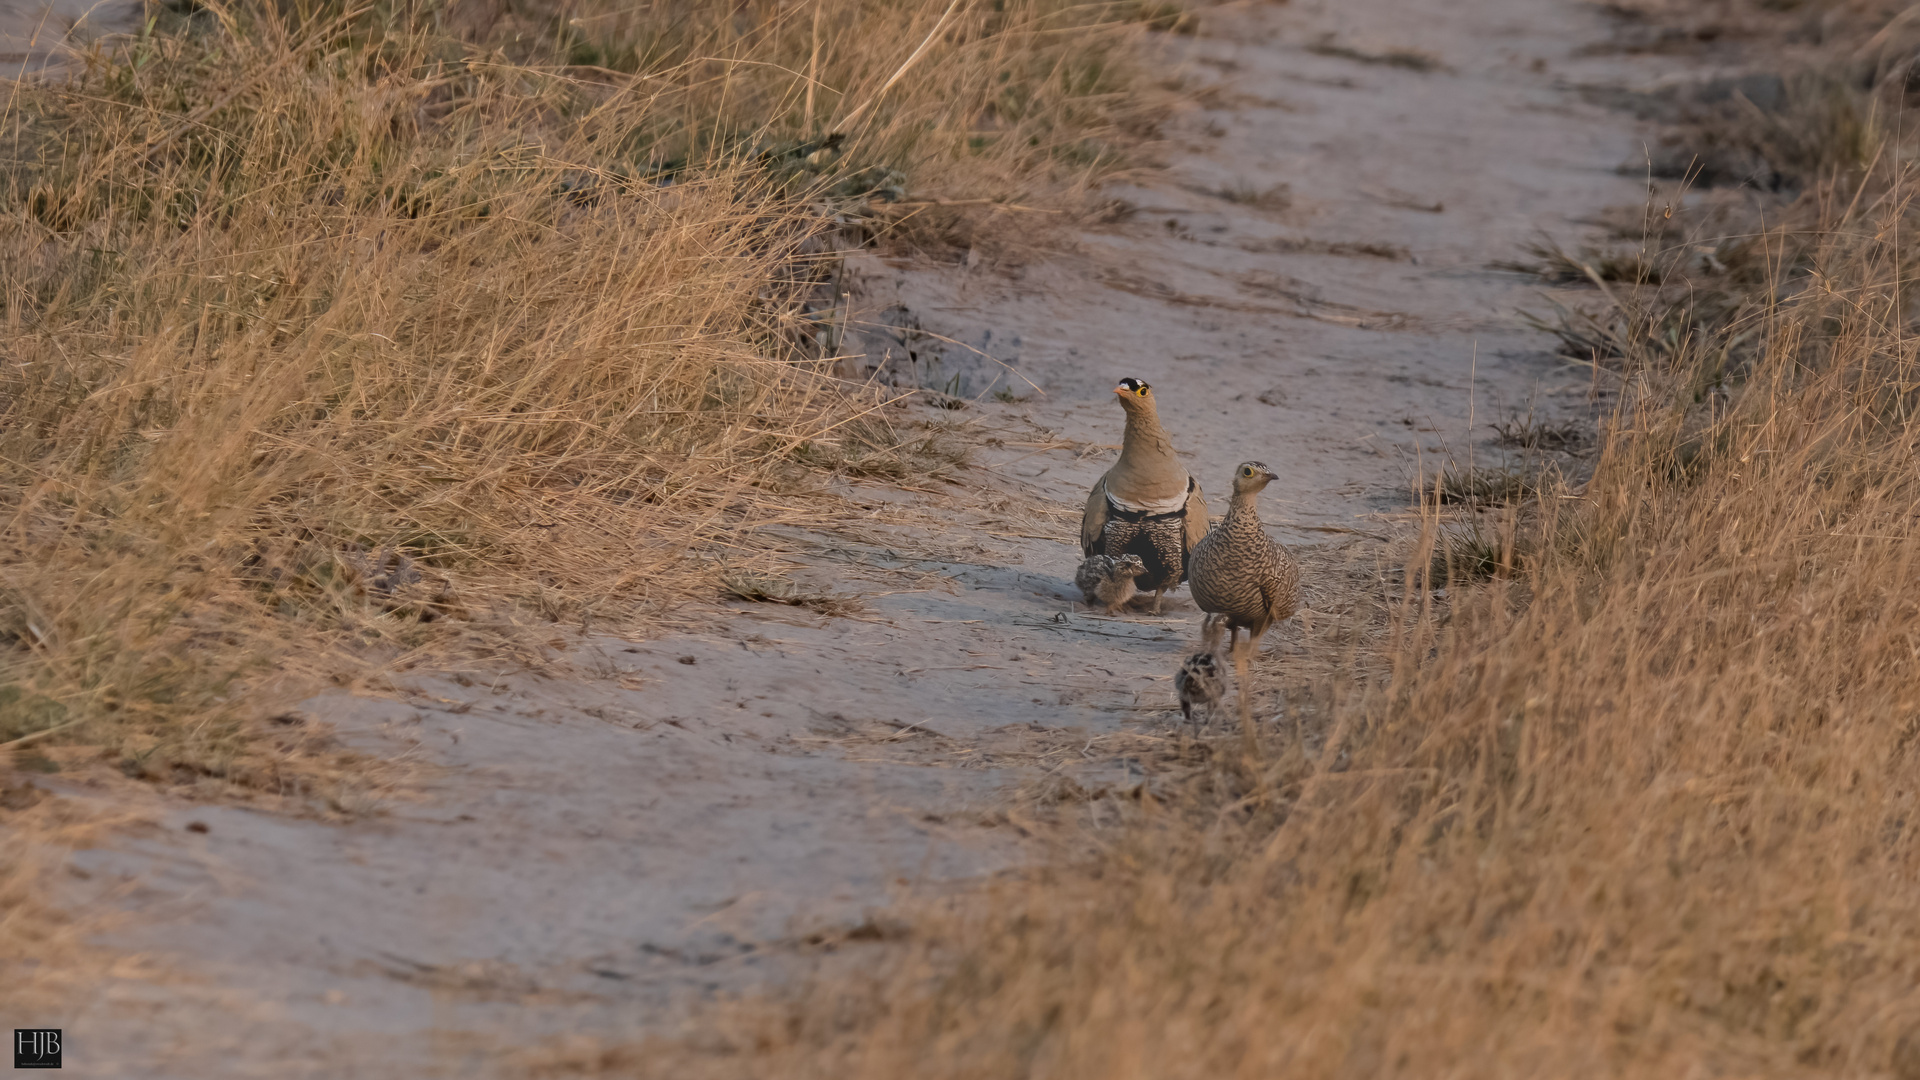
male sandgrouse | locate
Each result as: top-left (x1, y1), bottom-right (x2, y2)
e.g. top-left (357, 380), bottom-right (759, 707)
top-left (1187, 462), bottom-right (1301, 735)
top-left (1175, 613), bottom-right (1227, 734)
top-left (1079, 378), bottom-right (1208, 613)
top-left (1074, 553), bottom-right (1149, 616)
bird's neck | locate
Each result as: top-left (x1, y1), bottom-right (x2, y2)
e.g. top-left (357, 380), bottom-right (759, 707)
top-left (1116, 411), bottom-right (1182, 482)
top-left (1224, 491), bottom-right (1264, 529)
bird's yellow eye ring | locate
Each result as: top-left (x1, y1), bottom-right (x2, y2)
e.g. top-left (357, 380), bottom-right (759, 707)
top-left (1241, 466), bottom-right (1254, 476)
top-left (1135, 386), bottom-right (1149, 396)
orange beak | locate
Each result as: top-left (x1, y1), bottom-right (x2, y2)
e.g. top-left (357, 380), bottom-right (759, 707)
top-left (1112, 385), bottom-right (1129, 395)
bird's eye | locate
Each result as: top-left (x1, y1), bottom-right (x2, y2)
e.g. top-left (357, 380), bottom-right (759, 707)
top-left (1135, 385), bottom-right (1150, 396)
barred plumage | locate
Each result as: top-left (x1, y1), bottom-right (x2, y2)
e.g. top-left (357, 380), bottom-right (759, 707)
top-left (1075, 553), bottom-right (1148, 615)
top-left (1175, 613), bottom-right (1227, 734)
top-left (1188, 462), bottom-right (1300, 643)
top-left (1094, 495), bottom-right (1193, 599)
top-left (1187, 462), bottom-right (1301, 736)
top-left (1080, 378), bottom-right (1208, 612)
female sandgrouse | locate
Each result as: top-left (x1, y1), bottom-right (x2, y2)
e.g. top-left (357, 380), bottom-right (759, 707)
top-left (1187, 462), bottom-right (1301, 732)
top-left (1074, 553), bottom-right (1149, 615)
top-left (1079, 378), bottom-right (1208, 613)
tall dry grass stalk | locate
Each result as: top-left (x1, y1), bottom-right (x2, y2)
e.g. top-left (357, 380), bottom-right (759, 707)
top-left (0, 0), bottom-right (1157, 776)
top-left (607, 122), bottom-right (1920, 1080)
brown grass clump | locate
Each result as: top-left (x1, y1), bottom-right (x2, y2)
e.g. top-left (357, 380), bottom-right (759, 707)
top-left (0, 0), bottom-right (1162, 780)
top-left (1428, 463), bottom-right (1548, 507)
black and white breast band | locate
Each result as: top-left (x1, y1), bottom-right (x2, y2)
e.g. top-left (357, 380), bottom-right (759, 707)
top-left (1105, 477), bottom-right (1196, 523)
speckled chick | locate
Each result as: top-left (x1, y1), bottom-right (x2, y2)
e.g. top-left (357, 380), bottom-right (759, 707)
top-left (1188, 462), bottom-right (1301, 658)
top-left (1074, 553), bottom-right (1148, 615)
top-left (1175, 613), bottom-right (1227, 734)
top-left (1080, 378), bottom-right (1209, 612)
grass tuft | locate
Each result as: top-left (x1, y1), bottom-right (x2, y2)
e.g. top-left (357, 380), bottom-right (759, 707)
top-left (1429, 519), bottom-right (1524, 586)
top-left (718, 570), bottom-right (858, 616)
top-left (1214, 181), bottom-right (1292, 211)
top-left (1427, 464), bottom-right (1544, 506)
top-left (1491, 414), bottom-right (1585, 452)
top-left (1495, 235), bottom-right (1663, 285)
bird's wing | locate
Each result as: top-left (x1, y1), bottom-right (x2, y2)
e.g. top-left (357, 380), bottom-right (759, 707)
top-left (1181, 478), bottom-right (1210, 557)
top-left (1261, 541), bottom-right (1297, 622)
top-left (1081, 476), bottom-right (1110, 556)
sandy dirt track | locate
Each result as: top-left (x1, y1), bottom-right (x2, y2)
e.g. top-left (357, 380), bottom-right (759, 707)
top-left (29, 0), bottom-right (1693, 1073)
top-left (0, 0), bottom-right (141, 78)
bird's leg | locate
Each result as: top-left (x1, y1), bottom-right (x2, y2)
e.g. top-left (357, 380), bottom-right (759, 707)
top-left (1233, 633), bottom-right (1262, 762)
top-left (1151, 587), bottom-right (1166, 615)
top-left (1197, 613), bottom-right (1215, 651)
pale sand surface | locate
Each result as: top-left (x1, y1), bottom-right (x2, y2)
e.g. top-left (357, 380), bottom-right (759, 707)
top-left (30, 0), bottom-right (1707, 1073)
top-left (0, 0), bottom-right (141, 79)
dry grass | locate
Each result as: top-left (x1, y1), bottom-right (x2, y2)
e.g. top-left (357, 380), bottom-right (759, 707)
top-left (1645, 70), bottom-right (1883, 192)
top-left (0, 0), bottom-right (1169, 1007)
top-left (537, 18), bottom-right (1920, 1080)
top-left (1427, 463), bottom-right (1549, 507)
top-left (39, 2), bottom-right (1920, 1073)
top-left (607, 176), bottom-right (1920, 1080)
top-left (1492, 412), bottom-right (1586, 452)
top-left (718, 568), bottom-right (861, 617)
top-left (0, 783), bottom-right (128, 1025)
top-left (1306, 37), bottom-right (1445, 73)
top-left (0, 0), bottom-right (1163, 783)
top-left (1496, 234), bottom-right (1664, 285)
top-left (1213, 180), bottom-right (1292, 211)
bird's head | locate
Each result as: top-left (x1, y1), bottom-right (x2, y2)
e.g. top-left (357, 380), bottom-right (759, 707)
top-left (1185, 652), bottom-right (1220, 676)
top-left (1114, 554), bottom-right (1148, 578)
top-left (1112, 377), bottom-right (1157, 416)
top-left (1231, 461), bottom-right (1278, 495)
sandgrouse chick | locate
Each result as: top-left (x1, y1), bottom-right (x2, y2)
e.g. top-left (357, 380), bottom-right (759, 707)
top-left (1175, 613), bottom-right (1227, 734)
top-left (1187, 462), bottom-right (1301, 728)
top-left (1080, 378), bottom-right (1209, 613)
top-left (1075, 553), bottom-right (1149, 615)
